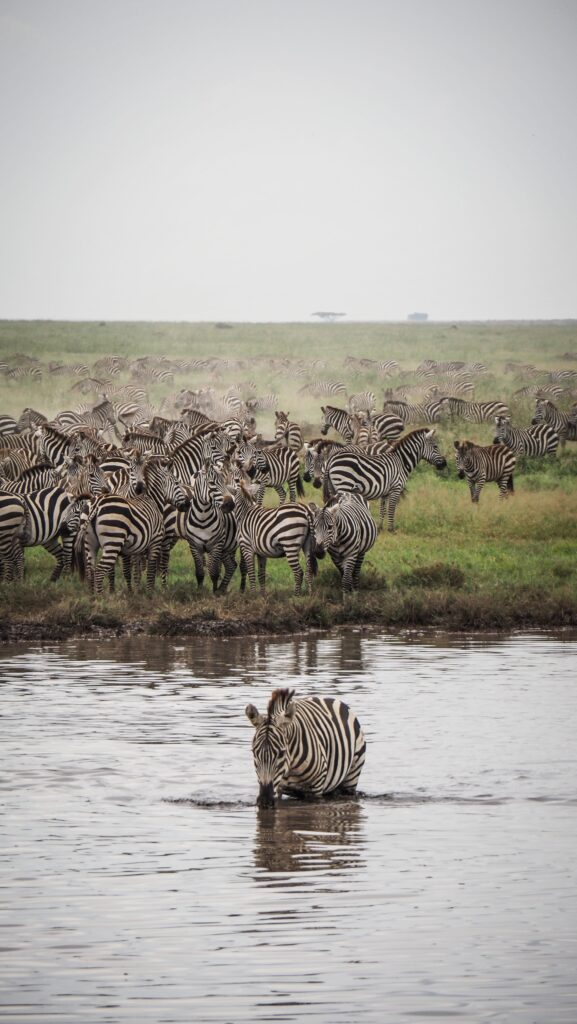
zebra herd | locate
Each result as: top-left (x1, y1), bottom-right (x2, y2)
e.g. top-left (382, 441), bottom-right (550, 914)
top-left (1, 362), bottom-right (576, 597)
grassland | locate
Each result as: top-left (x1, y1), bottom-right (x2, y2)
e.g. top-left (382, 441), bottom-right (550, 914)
top-left (1, 318), bottom-right (576, 638)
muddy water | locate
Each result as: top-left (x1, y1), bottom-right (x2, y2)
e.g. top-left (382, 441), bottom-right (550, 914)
top-left (1, 630), bottom-right (576, 1023)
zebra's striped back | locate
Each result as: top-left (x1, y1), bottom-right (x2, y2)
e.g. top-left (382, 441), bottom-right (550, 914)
top-left (493, 416), bottom-right (559, 457)
top-left (245, 687), bottom-right (366, 806)
top-left (441, 397), bottom-right (509, 422)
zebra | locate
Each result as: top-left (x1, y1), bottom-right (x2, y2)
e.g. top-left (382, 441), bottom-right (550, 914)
top-left (17, 408), bottom-right (48, 431)
top-left (301, 380), bottom-right (348, 400)
top-left (53, 397), bottom-right (116, 435)
top-left (0, 464), bottom-right (60, 493)
top-left (237, 441), bottom-right (304, 504)
top-left (232, 477), bottom-right (317, 596)
top-left (19, 487), bottom-right (88, 580)
top-left (36, 424), bottom-right (75, 466)
top-left (311, 493), bottom-right (377, 595)
top-left (76, 453), bottom-right (190, 595)
top-left (361, 411), bottom-right (404, 442)
top-left (348, 391), bottom-right (376, 414)
top-left (320, 405), bottom-right (358, 441)
top-left (493, 416), bottom-right (559, 457)
top-left (0, 490), bottom-right (26, 580)
top-left (245, 687), bottom-right (366, 807)
top-left (324, 428), bottom-right (447, 531)
top-left (0, 415), bottom-right (19, 435)
top-left (0, 447), bottom-right (43, 480)
top-left (439, 396), bottom-right (509, 423)
top-left (382, 399), bottom-right (443, 424)
top-left (173, 462), bottom-right (238, 592)
top-left (274, 411), bottom-right (303, 451)
top-left (531, 399), bottom-right (577, 448)
top-left (513, 384), bottom-right (564, 401)
top-left (453, 441), bottom-right (515, 503)
top-left (169, 433), bottom-right (231, 484)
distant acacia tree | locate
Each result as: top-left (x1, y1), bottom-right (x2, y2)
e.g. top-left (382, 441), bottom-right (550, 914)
top-left (312, 312), bottom-right (347, 322)
top-left (408, 312), bottom-right (428, 322)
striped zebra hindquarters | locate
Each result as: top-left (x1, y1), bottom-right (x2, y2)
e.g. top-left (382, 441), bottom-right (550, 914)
top-left (245, 688), bottom-right (366, 807)
top-left (0, 490), bottom-right (26, 580)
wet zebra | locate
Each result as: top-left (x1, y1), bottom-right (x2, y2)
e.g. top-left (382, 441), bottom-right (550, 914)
top-left (324, 428), bottom-right (447, 531)
top-left (274, 412), bottom-right (303, 451)
top-left (0, 490), bottom-right (26, 580)
top-left (233, 478), bottom-right (316, 595)
top-left (237, 441), bottom-right (304, 504)
top-left (440, 396), bottom-right (509, 423)
top-left (531, 399), bottom-right (577, 448)
top-left (77, 453), bottom-right (190, 594)
top-left (382, 399), bottom-right (443, 424)
top-left (311, 493), bottom-right (377, 595)
top-left (453, 441), bottom-right (515, 502)
top-left (493, 416), bottom-right (559, 457)
top-left (245, 687), bottom-right (366, 807)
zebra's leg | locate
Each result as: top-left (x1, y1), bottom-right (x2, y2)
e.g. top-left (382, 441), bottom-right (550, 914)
top-left (287, 479), bottom-right (296, 502)
top-left (352, 553), bottom-right (365, 591)
top-left (240, 543), bottom-right (257, 594)
top-left (385, 488), bottom-right (403, 532)
top-left (256, 484), bottom-right (266, 506)
top-left (239, 550), bottom-right (248, 593)
top-left (284, 548), bottom-right (303, 596)
top-left (339, 727), bottom-right (367, 795)
top-left (145, 539), bottom-right (162, 595)
top-left (207, 542), bottom-right (225, 593)
top-left (95, 542), bottom-right (123, 595)
top-left (43, 538), bottom-right (64, 581)
top-left (217, 551), bottom-right (237, 593)
top-left (189, 542), bottom-right (206, 588)
top-left (257, 554), bottom-right (267, 593)
top-left (341, 556), bottom-right (355, 595)
top-left (121, 555), bottom-right (133, 592)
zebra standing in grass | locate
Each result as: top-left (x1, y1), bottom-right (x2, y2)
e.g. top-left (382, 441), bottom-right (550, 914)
top-left (76, 452), bottom-right (190, 595)
top-left (233, 478), bottom-right (316, 595)
top-left (493, 416), bottom-right (559, 457)
top-left (0, 490), bottom-right (26, 580)
top-left (171, 462), bottom-right (238, 592)
top-left (320, 405), bottom-right (357, 441)
top-left (237, 441), bottom-right (304, 505)
top-left (19, 487), bottom-right (88, 580)
top-left (439, 396), bottom-right (509, 423)
top-left (382, 399), bottom-right (443, 424)
top-left (324, 428), bottom-right (447, 531)
top-left (531, 399), bottom-right (577, 448)
top-left (301, 380), bottom-right (348, 401)
top-left (274, 411), bottom-right (303, 451)
top-left (453, 441), bottom-right (516, 503)
top-left (245, 687), bottom-right (366, 807)
top-left (311, 493), bottom-right (377, 595)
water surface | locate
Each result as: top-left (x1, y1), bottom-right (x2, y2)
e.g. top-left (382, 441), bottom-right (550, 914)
top-left (1, 630), bottom-right (576, 1022)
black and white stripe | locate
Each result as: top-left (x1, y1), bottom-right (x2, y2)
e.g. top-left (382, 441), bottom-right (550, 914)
top-left (531, 399), bottom-right (577, 448)
top-left (274, 411), bottom-right (304, 451)
top-left (238, 441), bottom-right (304, 504)
top-left (0, 490), bottom-right (26, 580)
top-left (311, 493), bottom-right (377, 595)
top-left (440, 396), bottom-right (509, 423)
top-left (245, 687), bottom-right (366, 807)
top-left (493, 416), bottom-right (559, 457)
top-left (324, 427), bottom-right (447, 531)
top-left (453, 440), bottom-right (516, 502)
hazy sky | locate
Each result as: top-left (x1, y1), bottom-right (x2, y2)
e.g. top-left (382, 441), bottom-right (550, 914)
top-left (1, 0), bottom-right (576, 322)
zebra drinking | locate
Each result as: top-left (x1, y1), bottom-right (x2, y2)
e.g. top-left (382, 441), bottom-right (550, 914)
top-left (245, 688), bottom-right (366, 807)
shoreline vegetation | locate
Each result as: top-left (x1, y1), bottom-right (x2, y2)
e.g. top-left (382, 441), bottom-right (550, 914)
top-left (1, 319), bottom-right (576, 640)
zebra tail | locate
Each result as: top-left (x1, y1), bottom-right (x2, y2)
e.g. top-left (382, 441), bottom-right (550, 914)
top-left (296, 473), bottom-right (305, 498)
top-left (507, 474), bottom-right (514, 493)
top-left (72, 523), bottom-right (87, 580)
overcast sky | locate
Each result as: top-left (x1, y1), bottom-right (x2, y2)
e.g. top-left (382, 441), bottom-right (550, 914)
top-left (1, 0), bottom-right (576, 322)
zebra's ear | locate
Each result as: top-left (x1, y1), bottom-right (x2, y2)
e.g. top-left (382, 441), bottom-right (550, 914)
top-left (426, 429), bottom-right (435, 439)
top-left (245, 704), bottom-right (265, 727)
top-left (453, 440), bottom-right (460, 450)
top-left (281, 700), bottom-right (296, 724)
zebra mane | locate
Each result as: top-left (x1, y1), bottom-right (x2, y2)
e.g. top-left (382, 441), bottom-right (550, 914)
top-left (267, 688), bottom-right (296, 720)
top-left (389, 427), bottom-right (429, 450)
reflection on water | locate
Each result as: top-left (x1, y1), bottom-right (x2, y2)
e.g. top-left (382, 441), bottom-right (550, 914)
top-left (1, 629), bottom-right (577, 1023)
top-left (253, 799), bottom-right (366, 878)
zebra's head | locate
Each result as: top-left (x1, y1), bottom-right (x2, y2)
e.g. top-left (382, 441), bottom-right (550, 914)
top-left (453, 440), bottom-right (474, 478)
top-left (193, 461), bottom-right (235, 512)
top-left (320, 407), bottom-right (330, 435)
top-left (246, 689), bottom-right (297, 808)
top-left (493, 415), bottom-right (510, 443)
top-left (311, 500), bottom-right (338, 550)
top-left (531, 399), bottom-right (548, 425)
top-left (420, 429), bottom-right (447, 470)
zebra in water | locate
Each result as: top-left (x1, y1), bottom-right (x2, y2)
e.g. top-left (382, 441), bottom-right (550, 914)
top-left (439, 396), bottom-right (509, 423)
top-left (274, 411), bottom-right (303, 451)
top-left (531, 399), bottom-right (577, 448)
top-left (239, 442), bottom-right (304, 505)
top-left (232, 478), bottom-right (317, 595)
top-left (0, 490), bottom-right (26, 580)
top-left (453, 441), bottom-right (516, 503)
top-left (245, 688), bottom-right (366, 807)
top-left (76, 452), bottom-right (190, 594)
top-left (493, 416), bottom-right (559, 457)
top-left (324, 428), bottom-right (447, 531)
top-left (310, 493), bottom-right (377, 595)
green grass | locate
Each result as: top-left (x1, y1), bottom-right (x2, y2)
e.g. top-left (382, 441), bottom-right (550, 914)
top-left (1, 318), bottom-right (576, 635)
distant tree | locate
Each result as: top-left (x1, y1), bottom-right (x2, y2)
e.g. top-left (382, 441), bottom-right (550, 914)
top-left (408, 312), bottom-right (428, 322)
top-left (312, 312), bottom-right (347, 321)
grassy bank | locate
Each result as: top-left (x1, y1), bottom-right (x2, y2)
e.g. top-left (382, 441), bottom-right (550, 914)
top-left (1, 319), bottom-right (576, 637)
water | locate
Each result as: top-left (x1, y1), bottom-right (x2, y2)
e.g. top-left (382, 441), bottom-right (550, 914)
top-left (1, 630), bottom-right (576, 1023)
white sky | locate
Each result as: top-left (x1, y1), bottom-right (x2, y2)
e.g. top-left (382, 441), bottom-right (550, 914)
top-left (1, 0), bottom-right (576, 322)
